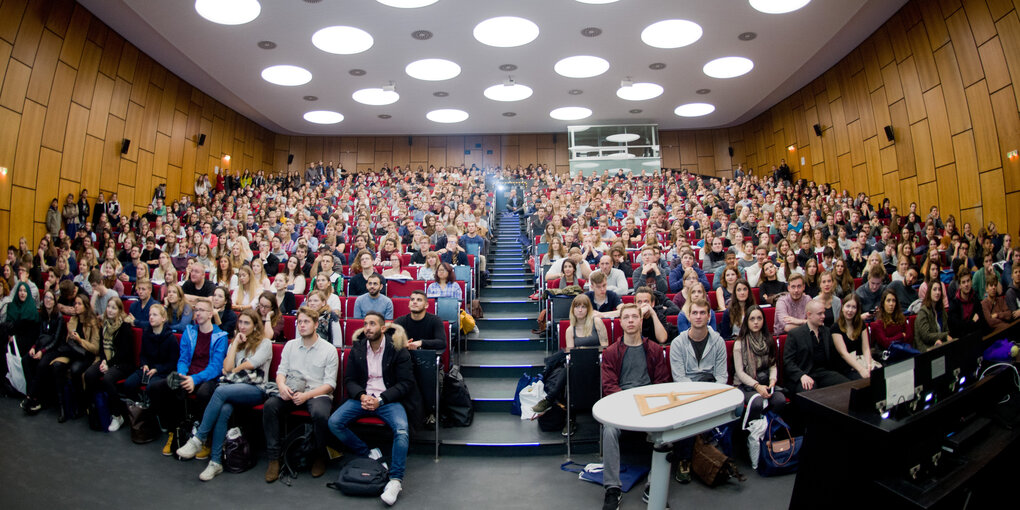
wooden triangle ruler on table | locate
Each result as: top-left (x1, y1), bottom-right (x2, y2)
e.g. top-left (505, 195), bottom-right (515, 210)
top-left (634, 388), bottom-right (731, 416)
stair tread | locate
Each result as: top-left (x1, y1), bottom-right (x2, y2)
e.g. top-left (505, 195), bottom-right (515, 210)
top-left (459, 351), bottom-right (546, 367)
top-left (439, 413), bottom-right (564, 445)
top-left (476, 311), bottom-right (538, 320)
top-left (464, 377), bottom-right (521, 400)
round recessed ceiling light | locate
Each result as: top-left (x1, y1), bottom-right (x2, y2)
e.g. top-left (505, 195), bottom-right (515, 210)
top-left (502, 112), bottom-right (516, 117)
top-left (703, 56), bottom-right (754, 78)
top-left (303, 95), bottom-right (318, 101)
top-left (749, 0), bottom-right (811, 14)
top-left (377, 0), bottom-right (438, 8)
top-left (629, 108), bottom-right (643, 114)
top-left (575, 0), bottom-right (619, 4)
top-left (675, 103), bottom-right (716, 117)
top-left (257, 40), bottom-right (276, 50)
top-left (312, 26), bottom-right (374, 55)
top-left (303, 110), bottom-right (344, 124)
top-left (260, 65), bottom-right (312, 86)
top-left (606, 133), bottom-right (641, 143)
top-left (378, 114), bottom-right (392, 119)
top-left (616, 82), bottom-right (664, 101)
top-left (473, 16), bottom-right (540, 47)
top-left (550, 106), bottom-right (592, 121)
top-left (195, 0), bottom-right (261, 25)
top-left (352, 88), bottom-right (400, 105)
top-left (405, 58), bottom-right (461, 81)
top-left (554, 55), bottom-right (610, 78)
top-left (426, 109), bottom-right (469, 123)
top-left (483, 83), bottom-right (533, 102)
top-left (641, 19), bottom-right (703, 49)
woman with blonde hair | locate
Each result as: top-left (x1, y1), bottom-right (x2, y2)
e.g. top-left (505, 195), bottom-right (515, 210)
top-left (417, 251), bottom-right (441, 282)
top-left (541, 236), bottom-right (568, 266)
top-left (164, 283), bottom-right (193, 333)
top-left (312, 274), bottom-right (343, 314)
top-left (151, 252), bottom-right (178, 286)
top-left (677, 282), bottom-right (718, 331)
top-left (83, 296), bottom-right (136, 432)
top-left (232, 266), bottom-right (261, 310)
top-left (564, 294), bottom-right (609, 349)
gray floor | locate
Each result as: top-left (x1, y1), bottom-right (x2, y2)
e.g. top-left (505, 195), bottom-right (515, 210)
top-left (0, 398), bottom-right (794, 509)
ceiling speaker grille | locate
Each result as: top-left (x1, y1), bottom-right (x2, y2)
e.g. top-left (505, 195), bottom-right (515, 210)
top-left (581, 27), bottom-right (602, 37)
top-left (412, 30), bottom-right (433, 40)
top-left (349, 69), bottom-right (366, 76)
top-left (499, 64), bottom-right (518, 71)
top-left (433, 91), bottom-right (449, 97)
top-left (257, 40), bottom-right (276, 50)
top-left (502, 112), bottom-right (516, 117)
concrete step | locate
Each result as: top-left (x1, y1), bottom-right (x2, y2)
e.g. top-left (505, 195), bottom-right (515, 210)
top-left (459, 351), bottom-right (545, 377)
top-left (467, 337), bottom-right (546, 352)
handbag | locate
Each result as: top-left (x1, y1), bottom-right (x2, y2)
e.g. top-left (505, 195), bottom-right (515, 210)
top-left (223, 427), bottom-right (257, 473)
top-left (458, 309), bottom-right (476, 335)
top-left (518, 379), bottom-right (546, 421)
top-left (127, 398), bottom-right (160, 444)
top-left (5, 338), bottom-right (26, 395)
top-left (757, 411), bottom-right (802, 477)
top-left (87, 391), bottom-right (112, 432)
top-left (560, 462), bottom-right (649, 493)
top-left (511, 372), bottom-right (540, 416)
top-left (692, 435), bottom-right (744, 486)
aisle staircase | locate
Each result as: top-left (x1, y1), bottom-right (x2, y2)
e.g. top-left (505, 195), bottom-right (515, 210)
top-left (439, 212), bottom-right (595, 454)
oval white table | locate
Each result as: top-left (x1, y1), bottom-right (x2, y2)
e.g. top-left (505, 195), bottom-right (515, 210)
top-left (592, 381), bottom-right (743, 510)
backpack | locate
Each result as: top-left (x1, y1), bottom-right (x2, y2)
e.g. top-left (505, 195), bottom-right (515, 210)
top-left (327, 457), bottom-right (389, 496)
top-left (440, 365), bottom-right (474, 427)
top-left (281, 423), bottom-right (316, 479)
top-left (223, 427), bottom-right (257, 473)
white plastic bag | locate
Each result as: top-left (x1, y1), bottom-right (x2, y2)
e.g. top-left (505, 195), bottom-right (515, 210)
top-left (6, 338), bottom-right (26, 395)
top-left (741, 393), bottom-right (768, 470)
top-left (518, 380), bottom-right (546, 421)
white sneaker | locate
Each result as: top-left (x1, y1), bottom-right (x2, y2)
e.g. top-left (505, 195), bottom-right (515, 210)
top-left (368, 448), bottom-right (383, 461)
top-left (108, 415), bottom-right (125, 432)
top-left (380, 479), bottom-right (402, 506)
top-left (199, 461), bottom-right (223, 482)
top-left (176, 436), bottom-right (204, 459)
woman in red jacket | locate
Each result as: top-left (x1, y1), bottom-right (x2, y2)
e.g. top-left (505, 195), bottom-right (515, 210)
top-left (871, 289), bottom-right (909, 351)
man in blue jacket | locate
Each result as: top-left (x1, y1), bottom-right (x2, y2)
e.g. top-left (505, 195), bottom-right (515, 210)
top-left (668, 249), bottom-right (709, 293)
top-left (147, 297), bottom-right (227, 458)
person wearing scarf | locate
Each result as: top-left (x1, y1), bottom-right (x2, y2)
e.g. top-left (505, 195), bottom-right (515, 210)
top-left (83, 297), bottom-right (136, 431)
top-left (2, 282), bottom-right (39, 395)
top-left (732, 306), bottom-right (786, 420)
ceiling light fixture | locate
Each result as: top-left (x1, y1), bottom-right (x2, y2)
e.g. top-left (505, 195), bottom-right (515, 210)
top-left (311, 26), bottom-right (374, 55)
top-left (405, 58), bottom-right (461, 81)
top-left (575, 0), bottom-right (619, 4)
top-left (377, 0), bottom-right (439, 8)
top-left (703, 56), bottom-right (754, 78)
top-left (749, 0), bottom-right (812, 14)
top-left (606, 133), bottom-right (640, 143)
top-left (641, 19), bottom-right (703, 49)
top-left (616, 80), bottom-right (664, 101)
top-left (550, 106), bottom-right (592, 121)
top-left (195, 0), bottom-right (261, 25)
top-left (554, 55), bottom-right (610, 78)
top-left (483, 78), bottom-right (534, 102)
top-left (674, 103), bottom-right (716, 117)
top-left (352, 84), bottom-right (400, 105)
top-left (303, 110), bottom-right (344, 124)
top-left (473, 16), bottom-right (540, 47)
top-left (260, 65), bottom-right (312, 86)
top-left (426, 109), bottom-right (469, 123)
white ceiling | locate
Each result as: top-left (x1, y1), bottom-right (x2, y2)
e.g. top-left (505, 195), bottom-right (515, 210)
top-left (80, 0), bottom-right (907, 136)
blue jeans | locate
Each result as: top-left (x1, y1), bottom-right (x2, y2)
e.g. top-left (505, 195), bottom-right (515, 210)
top-left (328, 399), bottom-right (409, 480)
top-left (194, 383), bottom-right (265, 462)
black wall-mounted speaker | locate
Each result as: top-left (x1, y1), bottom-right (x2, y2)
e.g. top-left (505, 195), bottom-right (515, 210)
top-left (408, 136), bottom-right (413, 146)
top-left (813, 124), bottom-right (822, 136)
top-left (287, 154), bottom-right (294, 165)
top-left (884, 125), bottom-right (895, 142)
top-left (728, 146), bottom-right (734, 157)
top-left (121, 139), bottom-right (131, 154)
top-left (553, 134), bottom-right (557, 144)
top-left (198, 133), bottom-right (206, 146)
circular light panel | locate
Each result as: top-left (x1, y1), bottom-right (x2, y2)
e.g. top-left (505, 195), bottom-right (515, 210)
top-left (311, 26), bottom-right (374, 55)
top-left (703, 56), bottom-right (754, 78)
top-left (303, 110), bottom-right (344, 124)
top-left (606, 133), bottom-right (640, 143)
top-left (260, 65), bottom-right (311, 86)
top-left (195, 0), bottom-right (261, 25)
top-left (675, 103), bottom-right (716, 117)
top-left (405, 58), bottom-right (461, 81)
top-left (426, 109), bottom-right (469, 123)
top-left (352, 88), bottom-right (400, 105)
top-left (616, 82), bottom-right (664, 101)
top-left (749, 0), bottom-right (811, 14)
top-left (550, 107), bottom-right (592, 121)
top-left (554, 56), bottom-right (610, 78)
top-left (376, 0), bottom-right (438, 7)
top-left (483, 83), bottom-right (534, 102)
top-left (641, 19), bottom-right (703, 49)
top-left (473, 17), bottom-right (539, 48)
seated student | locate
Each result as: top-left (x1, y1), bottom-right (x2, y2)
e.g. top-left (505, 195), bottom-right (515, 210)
top-left (163, 283), bottom-right (194, 334)
top-left (831, 295), bottom-right (876, 379)
top-left (48, 294), bottom-right (100, 422)
top-left (181, 263), bottom-right (216, 304)
top-left (128, 279), bottom-right (156, 329)
top-left (914, 281), bottom-right (953, 352)
top-left (211, 286), bottom-right (237, 338)
top-left (329, 312), bottom-right (420, 506)
top-left (972, 253), bottom-right (999, 301)
top-left (147, 297), bottom-right (227, 455)
top-left (425, 262), bottom-right (463, 301)
top-left (311, 274), bottom-right (344, 315)
top-left (270, 276), bottom-right (297, 315)
top-left (715, 265), bottom-right (741, 310)
top-left (886, 267), bottom-right (920, 314)
top-left (948, 269), bottom-right (989, 338)
top-left (83, 297), bottom-right (136, 432)
top-left (439, 238), bottom-right (469, 267)
top-left (177, 309), bottom-right (272, 481)
top-left (353, 273), bottom-right (394, 320)
top-left (255, 291), bottom-right (287, 342)
top-left (348, 250), bottom-right (378, 297)
top-left (393, 290), bottom-right (447, 351)
top-left (120, 304), bottom-right (178, 402)
top-left (584, 271), bottom-right (622, 317)
top-left (870, 289), bottom-right (910, 354)
top-left (733, 306), bottom-right (786, 420)
top-left (667, 248), bottom-right (710, 293)
top-left (814, 270), bottom-right (842, 328)
top-left (854, 265), bottom-right (887, 321)
top-left (774, 273), bottom-right (810, 336)
top-left (585, 255), bottom-right (629, 295)
top-left (416, 252), bottom-right (441, 282)
top-left (758, 260), bottom-right (787, 306)
top-left (675, 282), bottom-right (717, 333)
top-left (302, 290), bottom-right (343, 347)
top-left (634, 285), bottom-right (679, 344)
top-left (264, 306), bottom-right (339, 482)
top-left (719, 280), bottom-right (755, 339)
top-left (981, 280), bottom-right (1018, 328)
top-left (783, 301), bottom-right (850, 394)
top-left (600, 304), bottom-right (671, 510)
top-left (88, 269), bottom-right (119, 317)
top-left (1005, 265), bottom-right (1020, 313)
top-left (669, 297), bottom-right (730, 483)
top-left (231, 266), bottom-right (262, 311)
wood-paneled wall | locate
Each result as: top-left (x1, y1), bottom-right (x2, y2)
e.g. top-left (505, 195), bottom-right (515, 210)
top-left (0, 0), bottom-right (275, 250)
top-left (724, 0), bottom-right (1020, 237)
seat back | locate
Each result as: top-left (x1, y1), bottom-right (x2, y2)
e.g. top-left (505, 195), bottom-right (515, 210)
top-left (343, 319), bottom-right (365, 346)
top-left (435, 297), bottom-right (460, 326)
top-left (283, 315), bottom-right (296, 340)
top-left (567, 348), bottom-right (602, 411)
top-left (762, 306), bottom-right (776, 336)
top-left (558, 320), bottom-right (571, 350)
top-left (387, 279), bottom-right (426, 298)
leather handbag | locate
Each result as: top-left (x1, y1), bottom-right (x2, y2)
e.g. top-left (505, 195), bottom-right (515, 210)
top-left (127, 399), bottom-right (160, 444)
top-left (757, 411), bottom-right (802, 477)
top-left (693, 435), bottom-right (745, 486)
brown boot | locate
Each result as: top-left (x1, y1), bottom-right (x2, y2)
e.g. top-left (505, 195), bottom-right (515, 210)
top-left (265, 459), bottom-right (281, 483)
top-left (310, 456), bottom-right (326, 478)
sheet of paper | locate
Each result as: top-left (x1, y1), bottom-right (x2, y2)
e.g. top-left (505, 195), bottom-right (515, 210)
top-left (931, 356), bottom-right (945, 379)
top-left (885, 358), bottom-right (915, 406)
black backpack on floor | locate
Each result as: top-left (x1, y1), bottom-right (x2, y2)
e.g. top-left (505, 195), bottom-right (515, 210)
top-left (281, 423), bottom-right (315, 479)
top-left (440, 365), bottom-right (474, 427)
top-left (327, 457), bottom-right (389, 496)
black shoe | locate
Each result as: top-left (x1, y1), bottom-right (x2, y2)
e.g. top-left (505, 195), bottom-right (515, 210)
top-left (602, 487), bottom-right (622, 510)
top-left (561, 417), bottom-right (576, 437)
